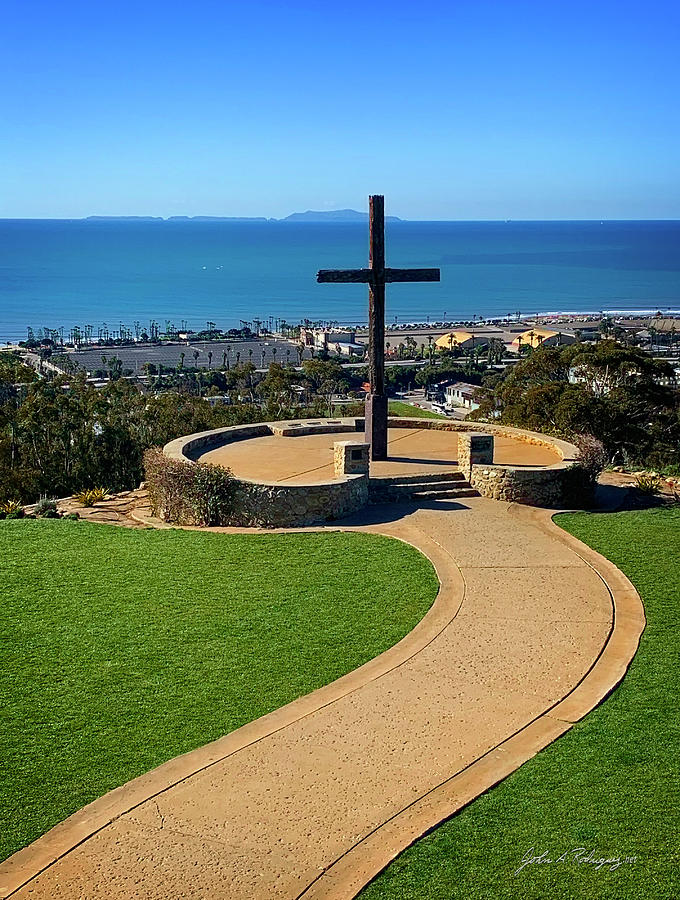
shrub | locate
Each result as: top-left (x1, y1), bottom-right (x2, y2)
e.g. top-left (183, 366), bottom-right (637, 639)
top-left (34, 497), bottom-right (58, 518)
top-left (0, 499), bottom-right (23, 518)
top-left (143, 447), bottom-right (237, 526)
top-left (573, 433), bottom-right (608, 483)
top-left (75, 487), bottom-right (108, 507)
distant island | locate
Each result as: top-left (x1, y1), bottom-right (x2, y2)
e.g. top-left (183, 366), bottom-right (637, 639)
top-left (85, 215), bottom-right (271, 223)
top-left (84, 209), bottom-right (403, 223)
top-left (281, 209), bottom-right (402, 223)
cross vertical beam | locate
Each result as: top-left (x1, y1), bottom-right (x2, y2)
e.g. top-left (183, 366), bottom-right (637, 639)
top-left (366, 195), bottom-right (388, 458)
top-left (317, 194), bottom-right (440, 462)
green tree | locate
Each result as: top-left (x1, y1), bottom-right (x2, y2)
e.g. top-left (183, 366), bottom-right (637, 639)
top-left (471, 341), bottom-right (679, 467)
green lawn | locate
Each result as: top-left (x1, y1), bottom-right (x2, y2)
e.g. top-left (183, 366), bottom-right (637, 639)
top-left (0, 519), bottom-right (437, 861)
top-left (388, 400), bottom-right (447, 419)
top-left (360, 507), bottom-right (680, 900)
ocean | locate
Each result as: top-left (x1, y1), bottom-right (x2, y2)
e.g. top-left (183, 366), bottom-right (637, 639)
top-left (0, 219), bottom-right (678, 342)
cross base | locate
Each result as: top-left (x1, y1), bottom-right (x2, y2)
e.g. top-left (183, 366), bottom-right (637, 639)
top-left (365, 393), bottom-right (388, 461)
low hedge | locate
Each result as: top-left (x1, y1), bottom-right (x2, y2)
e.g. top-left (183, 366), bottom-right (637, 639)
top-left (143, 447), bottom-right (237, 526)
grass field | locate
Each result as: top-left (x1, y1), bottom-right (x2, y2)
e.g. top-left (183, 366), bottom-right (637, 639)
top-left (360, 507), bottom-right (680, 900)
top-left (0, 519), bottom-right (437, 861)
top-left (388, 400), bottom-right (447, 419)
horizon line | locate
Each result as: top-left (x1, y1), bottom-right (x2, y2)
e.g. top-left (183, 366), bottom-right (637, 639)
top-left (2, 216), bottom-right (680, 223)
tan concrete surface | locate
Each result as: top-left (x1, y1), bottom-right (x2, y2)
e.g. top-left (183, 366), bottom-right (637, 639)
top-left (197, 427), bottom-right (561, 483)
top-left (0, 497), bottom-right (644, 900)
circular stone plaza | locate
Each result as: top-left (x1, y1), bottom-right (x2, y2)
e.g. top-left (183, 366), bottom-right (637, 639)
top-left (160, 416), bottom-right (586, 528)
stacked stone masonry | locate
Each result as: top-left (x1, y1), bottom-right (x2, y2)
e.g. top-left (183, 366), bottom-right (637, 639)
top-left (388, 418), bottom-right (587, 507)
top-left (163, 420), bottom-right (368, 528)
top-left (458, 433), bottom-right (495, 479)
top-left (334, 441), bottom-right (370, 478)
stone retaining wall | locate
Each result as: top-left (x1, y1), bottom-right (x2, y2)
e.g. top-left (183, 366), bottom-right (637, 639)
top-left (386, 417), bottom-right (587, 507)
top-left (229, 475), bottom-right (368, 528)
top-left (161, 416), bottom-right (589, 527)
top-left (162, 419), bottom-right (368, 528)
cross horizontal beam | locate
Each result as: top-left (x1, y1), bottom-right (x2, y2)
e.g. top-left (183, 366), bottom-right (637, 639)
top-left (317, 267), bottom-right (440, 284)
top-left (317, 268), bottom-right (371, 283)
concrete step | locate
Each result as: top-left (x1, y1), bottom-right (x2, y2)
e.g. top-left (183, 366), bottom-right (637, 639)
top-left (369, 477), bottom-right (479, 503)
top-left (411, 487), bottom-right (479, 500)
top-left (371, 479), bottom-right (467, 494)
top-left (369, 471), bottom-right (464, 487)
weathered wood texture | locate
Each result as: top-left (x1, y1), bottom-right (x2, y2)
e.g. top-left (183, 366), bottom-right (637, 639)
top-left (317, 269), bottom-right (372, 283)
top-left (368, 196), bottom-right (386, 403)
top-left (316, 194), bottom-right (440, 460)
top-left (316, 268), bottom-right (440, 284)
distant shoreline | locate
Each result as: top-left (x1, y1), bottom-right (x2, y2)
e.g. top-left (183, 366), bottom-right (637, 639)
top-left (4, 308), bottom-right (679, 347)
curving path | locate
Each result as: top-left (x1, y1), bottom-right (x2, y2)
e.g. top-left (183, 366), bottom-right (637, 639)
top-left (0, 497), bottom-right (644, 899)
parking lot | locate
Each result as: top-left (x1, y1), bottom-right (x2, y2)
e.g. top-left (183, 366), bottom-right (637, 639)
top-left (69, 340), bottom-right (313, 374)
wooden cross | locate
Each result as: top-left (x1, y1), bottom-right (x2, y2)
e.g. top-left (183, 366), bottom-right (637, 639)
top-left (317, 195), bottom-right (440, 460)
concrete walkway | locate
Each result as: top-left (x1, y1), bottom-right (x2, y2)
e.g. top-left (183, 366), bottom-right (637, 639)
top-left (0, 497), bottom-right (644, 900)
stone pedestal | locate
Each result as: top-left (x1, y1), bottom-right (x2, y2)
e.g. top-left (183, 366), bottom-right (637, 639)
top-left (458, 432), bottom-right (494, 479)
top-left (334, 441), bottom-right (370, 478)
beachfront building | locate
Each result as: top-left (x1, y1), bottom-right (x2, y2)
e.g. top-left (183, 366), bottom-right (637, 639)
top-left (300, 328), bottom-right (365, 357)
top-left (634, 317), bottom-right (680, 350)
top-left (435, 331), bottom-right (490, 351)
top-left (510, 327), bottom-right (577, 350)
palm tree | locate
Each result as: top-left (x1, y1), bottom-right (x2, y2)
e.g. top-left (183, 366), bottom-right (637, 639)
top-left (222, 350), bottom-right (228, 370)
top-left (297, 343), bottom-right (304, 365)
top-left (599, 316), bottom-right (613, 339)
top-left (192, 350), bottom-right (200, 369)
top-left (236, 351), bottom-right (241, 365)
top-left (178, 352), bottom-right (185, 371)
top-left (248, 347), bottom-right (254, 364)
top-left (261, 348), bottom-right (266, 368)
top-left (286, 348), bottom-right (291, 366)
top-left (272, 347), bottom-right (278, 364)
top-left (207, 350), bottom-right (213, 370)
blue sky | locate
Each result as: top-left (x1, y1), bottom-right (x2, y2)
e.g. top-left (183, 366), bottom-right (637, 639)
top-left (1, 0), bottom-right (678, 219)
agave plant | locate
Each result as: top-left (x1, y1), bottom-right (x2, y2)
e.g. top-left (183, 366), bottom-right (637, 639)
top-left (634, 473), bottom-right (662, 494)
top-left (75, 487), bottom-right (109, 507)
top-left (0, 499), bottom-right (23, 516)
